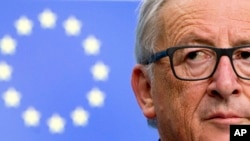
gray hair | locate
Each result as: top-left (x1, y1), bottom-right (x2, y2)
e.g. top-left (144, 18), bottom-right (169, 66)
top-left (135, 0), bottom-right (166, 64)
top-left (135, 0), bottom-right (167, 128)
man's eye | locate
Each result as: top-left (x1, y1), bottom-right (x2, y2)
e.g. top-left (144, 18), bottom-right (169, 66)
top-left (234, 51), bottom-right (250, 60)
top-left (186, 51), bottom-right (205, 60)
top-left (240, 51), bottom-right (250, 59)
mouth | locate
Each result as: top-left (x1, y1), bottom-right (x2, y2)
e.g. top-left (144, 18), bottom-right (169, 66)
top-left (207, 113), bottom-right (243, 125)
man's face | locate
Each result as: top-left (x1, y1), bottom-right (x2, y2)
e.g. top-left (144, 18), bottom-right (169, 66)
top-left (132, 0), bottom-right (250, 141)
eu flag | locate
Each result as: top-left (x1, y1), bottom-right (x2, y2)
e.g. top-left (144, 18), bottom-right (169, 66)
top-left (0, 0), bottom-right (158, 140)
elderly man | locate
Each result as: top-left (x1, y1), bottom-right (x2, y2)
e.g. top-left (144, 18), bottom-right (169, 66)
top-left (131, 0), bottom-right (250, 141)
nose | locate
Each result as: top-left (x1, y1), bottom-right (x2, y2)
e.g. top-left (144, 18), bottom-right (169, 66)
top-left (207, 56), bottom-right (241, 99)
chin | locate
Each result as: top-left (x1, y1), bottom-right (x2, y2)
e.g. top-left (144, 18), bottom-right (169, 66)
top-left (196, 127), bottom-right (230, 141)
top-left (198, 134), bottom-right (229, 141)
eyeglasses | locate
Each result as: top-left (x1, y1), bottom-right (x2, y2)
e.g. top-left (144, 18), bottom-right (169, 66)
top-left (143, 45), bottom-right (250, 81)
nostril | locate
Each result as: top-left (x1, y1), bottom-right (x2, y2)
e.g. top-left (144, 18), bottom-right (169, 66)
top-left (232, 89), bottom-right (239, 94)
top-left (209, 89), bottom-right (239, 97)
top-left (210, 90), bottom-right (219, 96)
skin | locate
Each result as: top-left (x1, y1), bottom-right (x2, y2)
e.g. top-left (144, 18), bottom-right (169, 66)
top-left (131, 0), bottom-right (250, 141)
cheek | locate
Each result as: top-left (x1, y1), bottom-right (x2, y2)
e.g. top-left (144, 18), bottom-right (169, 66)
top-left (155, 74), bottom-right (206, 119)
top-left (241, 80), bottom-right (250, 99)
top-left (152, 70), bottom-right (208, 140)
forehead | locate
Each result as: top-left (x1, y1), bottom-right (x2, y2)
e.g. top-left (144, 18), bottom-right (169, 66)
top-left (159, 0), bottom-right (250, 47)
top-left (162, 0), bottom-right (250, 17)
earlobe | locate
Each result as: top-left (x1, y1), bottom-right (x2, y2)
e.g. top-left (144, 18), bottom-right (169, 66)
top-left (131, 64), bottom-right (156, 119)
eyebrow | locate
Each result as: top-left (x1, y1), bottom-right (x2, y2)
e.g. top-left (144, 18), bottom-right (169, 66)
top-left (176, 31), bottom-right (215, 46)
top-left (174, 26), bottom-right (250, 48)
top-left (234, 39), bottom-right (250, 46)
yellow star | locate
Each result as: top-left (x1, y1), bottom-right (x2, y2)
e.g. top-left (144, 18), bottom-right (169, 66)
top-left (71, 107), bottom-right (89, 126)
top-left (82, 35), bottom-right (101, 55)
top-left (22, 107), bottom-right (41, 127)
top-left (0, 62), bottom-right (12, 81)
top-left (87, 88), bottom-right (105, 107)
top-left (2, 87), bottom-right (21, 108)
top-left (63, 16), bottom-right (82, 36)
top-left (91, 61), bottom-right (110, 81)
top-left (47, 114), bottom-right (65, 134)
top-left (15, 16), bottom-right (33, 35)
top-left (38, 9), bottom-right (57, 29)
top-left (0, 35), bottom-right (17, 55)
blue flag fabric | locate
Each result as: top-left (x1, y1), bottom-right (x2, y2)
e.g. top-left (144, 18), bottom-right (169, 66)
top-left (0, 0), bottom-right (158, 141)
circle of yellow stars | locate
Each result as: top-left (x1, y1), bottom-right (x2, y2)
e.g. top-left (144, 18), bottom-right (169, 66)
top-left (0, 8), bottom-right (110, 134)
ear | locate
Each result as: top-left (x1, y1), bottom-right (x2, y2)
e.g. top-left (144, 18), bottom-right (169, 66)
top-left (131, 64), bottom-right (156, 119)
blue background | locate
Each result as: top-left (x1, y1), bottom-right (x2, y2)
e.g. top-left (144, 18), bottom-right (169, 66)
top-left (0, 0), bottom-right (158, 141)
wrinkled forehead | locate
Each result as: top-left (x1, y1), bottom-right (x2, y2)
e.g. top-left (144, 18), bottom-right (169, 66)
top-left (162, 0), bottom-right (250, 15)
top-left (158, 0), bottom-right (250, 47)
